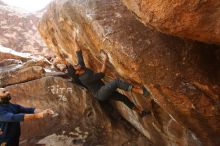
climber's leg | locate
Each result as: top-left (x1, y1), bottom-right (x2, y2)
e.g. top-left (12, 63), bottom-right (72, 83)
top-left (96, 79), bottom-right (132, 101)
top-left (111, 92), bottom-right (151, 117)
top-left (111, 92), bottom-right (135, 109)
top-left (104, 79), bottom-right (150, 97)
top-left (6, 137), bottom-right (19, 146)
top-left (131, 85), bottom-right (150, 97)
top-left (107, 79), bottom-right (133, 91)
top-left (97, 79), bottom-right (150, 101)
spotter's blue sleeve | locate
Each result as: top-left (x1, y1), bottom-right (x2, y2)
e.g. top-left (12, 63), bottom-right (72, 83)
top-left (13, 104), bottom-right (35, 114)
top-left (0, 111), bottom-right (24, 122)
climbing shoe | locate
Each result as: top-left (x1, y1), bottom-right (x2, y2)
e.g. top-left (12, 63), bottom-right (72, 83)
top-left (142, 85), bottom-right (150, 97)
top-left (139, 110), bottom-right (151, 118)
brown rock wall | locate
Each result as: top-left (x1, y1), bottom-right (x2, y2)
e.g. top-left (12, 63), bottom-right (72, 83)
top-left (38, 0), bottom-right (220, 145)
top-left (122, 0), bottom-right (220, 44)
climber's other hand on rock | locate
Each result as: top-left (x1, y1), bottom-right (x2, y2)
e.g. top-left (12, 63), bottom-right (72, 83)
top-left (72, 28), bottom-right (78, 40)
top-left (100, 50), bottom-right (108, 62)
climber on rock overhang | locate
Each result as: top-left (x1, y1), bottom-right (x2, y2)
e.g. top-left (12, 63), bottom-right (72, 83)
top-left (0, 88), bottom-right (54, 146)
top-left (57, 32), bottom-right (151, 118)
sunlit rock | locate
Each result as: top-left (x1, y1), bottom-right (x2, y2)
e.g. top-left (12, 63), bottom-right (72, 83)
top-left (0, 48), bottom-right (149, 145)
top-left (6, 76), bottom-right (149, 146)
top-left (0, 46), bottom-right (52, 86)
top-left (38, 0), bottom-right (220, 145)
top-left (122, 0), bottom-right (220, 44)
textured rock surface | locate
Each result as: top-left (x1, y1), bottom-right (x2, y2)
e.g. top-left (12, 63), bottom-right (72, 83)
top-left (7, 76), bottom-right (149, 146)
top-left (38, 0), bottom-right (220, 145)
top-left (0, 46), bottom-right (31, 62)
top-left (0, 2), bottom-right (50, 55)
top-left (0, 47), bottom-right (51, 88)
top-left (0, 48), bottom-right (149, 146)
top-left (122, 0), bottom-right (220, 44)
top-left (0, 65), bottom-right (45, 87)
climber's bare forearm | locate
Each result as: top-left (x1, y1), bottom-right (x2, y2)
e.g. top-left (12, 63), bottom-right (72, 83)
top-left (75, 40), bottom-right (81, 51)
top-left (100, 60), bottom-right (107, 73)
top-left (100, 51), bottom-right (108, 73)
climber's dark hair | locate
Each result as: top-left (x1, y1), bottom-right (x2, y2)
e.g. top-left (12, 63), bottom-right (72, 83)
top-left (66, 64), bottom-right (85, 87)
top-left (66, 64), bottom-right (76, 75)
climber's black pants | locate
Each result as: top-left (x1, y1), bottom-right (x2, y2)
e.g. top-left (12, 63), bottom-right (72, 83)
top-left (6, 138), bottom-right (19, 146)
top-left (96, 79), bottom-right (135, 109)
top-left (111, 92), bottom-right (135, 109)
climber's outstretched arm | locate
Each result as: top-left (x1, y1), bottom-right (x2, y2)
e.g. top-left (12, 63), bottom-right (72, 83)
top-left (100, 51), bottom-right (108, 73)
top-left (76, 49), bottom-right (85, 67)
top-left (100, 57), bottom-right (107, 73)
top-left (72, 31), bottom-right (86, 67)
top-left (69, 27), bottom-right (85, 67)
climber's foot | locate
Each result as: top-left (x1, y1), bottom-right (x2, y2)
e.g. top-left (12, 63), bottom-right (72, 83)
top-left (139, 110), bottom-right (151, 118)
top-left (142, 85), bottom-right (150, 97)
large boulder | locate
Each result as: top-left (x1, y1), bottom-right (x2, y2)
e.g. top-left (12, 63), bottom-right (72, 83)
top-left (0, 49), bottom-right (149, 146)
top-left (38, 0), bottom-right (220, 145)
top-left (6, 76), bottom-right (149, 146)
top-left (0, 47), bottom-right (52, 87)
top-left (0, 65), bottom-right (45, 87)
top-left (122, 0), bottom-right (220, 44)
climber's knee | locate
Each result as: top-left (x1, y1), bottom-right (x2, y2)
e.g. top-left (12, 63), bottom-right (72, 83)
top-left (112, 79), bottom-right (119, 85)
top-left (109, 79), bottom-right (120, 89)
top-left (111, 79), bottom-right (132, 91)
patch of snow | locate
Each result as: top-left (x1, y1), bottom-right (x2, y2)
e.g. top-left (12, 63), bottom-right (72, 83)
top-left (0, 45), bottom-right (31, 58)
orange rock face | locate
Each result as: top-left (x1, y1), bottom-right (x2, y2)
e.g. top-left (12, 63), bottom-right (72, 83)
top-left (38, 0), bottom-right (220, 145)
top-left (122, 0), bottom-right (220, 44)
top-left (7, 77), bottom-right (149, 146)
top-left (0, 49), bottom-right (149, 146)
